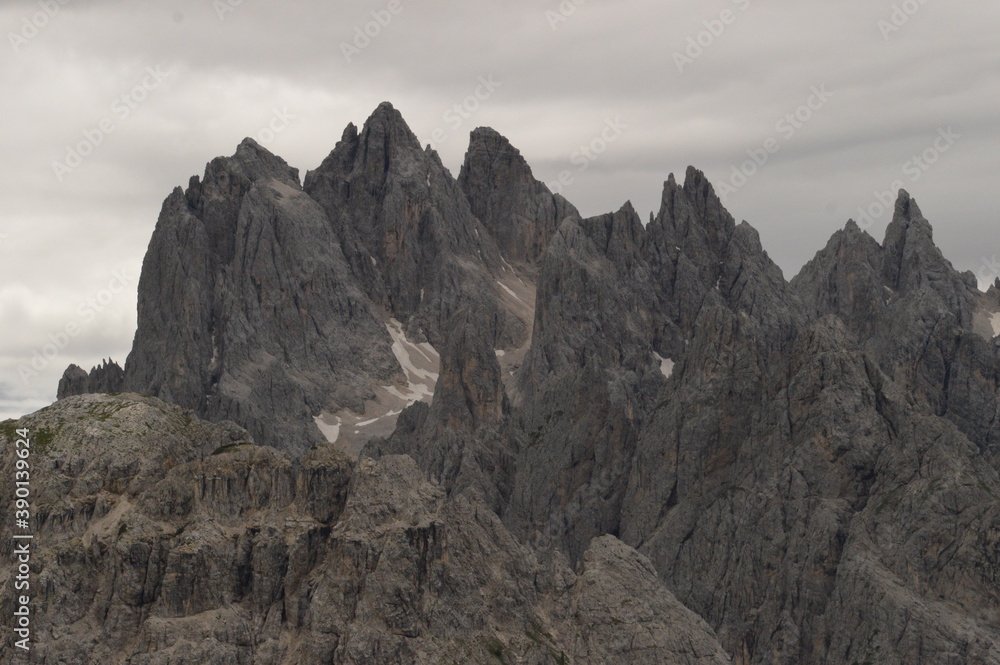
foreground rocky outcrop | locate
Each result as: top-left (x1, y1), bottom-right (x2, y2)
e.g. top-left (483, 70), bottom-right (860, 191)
top-left (0, 394), bottom-right (731, 665)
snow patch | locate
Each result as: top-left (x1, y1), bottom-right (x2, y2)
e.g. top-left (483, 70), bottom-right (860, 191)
top-left (386, 318), bottom-right (439, 403)
top-left (314, 415), bottom-right (342, 443)
top-left (499, 255), bottom-right (525, 284)
top-left (356, 409), bottom-right (402, 428)
top-left (653, 352), bottom-right (675, 379)
top-left (311, 322), bottom-right (440, 456)
top-left (208, 332), bottom-right (219, 372)
top-left (498, 281), bottom-right (526, 304)
top-left (495, 349), bottom-right (506, 358)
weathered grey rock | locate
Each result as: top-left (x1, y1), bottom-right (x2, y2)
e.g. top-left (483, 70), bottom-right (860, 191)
top-left (0, 395), bottom-right (731, 665)
top-left (505, 201), bottom-right (664, 560)
top-left (70, 104), bottom-right (547, 465)
top-left (56, 363), bottom-right (89, 398)
top-left (501, 170), bottom-right (1000, 664)
top-left (303, 103), bottom-right (527, 351)
top-left (428, 308), bottom-right (508, 431)
top-left (551, 536), bottom-right (734, 665)
top-left (57, 359), bottom-right (124, 398)
top-left (122, 138), bottom-right (400, 456)
top-left (793, 190), bottom-right (1000, 457)
top-left (35, 106), bottom-right (1000, 665)
top-left (620, 301), bottom-right (1000, 664)
top-left (506, 169), bottom-right (805, 562)
top-left (458, 126), bottom-right (579, 268)
top-left (363, 307), bottom-right (518, 514)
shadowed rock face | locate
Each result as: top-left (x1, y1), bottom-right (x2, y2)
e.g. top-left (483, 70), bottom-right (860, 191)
top-left (47, 105), bottom-right (1000, 665)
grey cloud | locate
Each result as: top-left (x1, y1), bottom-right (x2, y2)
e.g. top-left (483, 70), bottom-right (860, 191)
top-left (2, 0), bottom-right (999, 418)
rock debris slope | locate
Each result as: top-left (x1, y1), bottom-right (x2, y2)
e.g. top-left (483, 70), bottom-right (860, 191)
top-left (40, 102), bottom-right (1000, 664)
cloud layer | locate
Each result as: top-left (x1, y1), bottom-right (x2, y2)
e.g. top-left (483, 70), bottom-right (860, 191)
top-left (2, 0), bottom-right (998, 418)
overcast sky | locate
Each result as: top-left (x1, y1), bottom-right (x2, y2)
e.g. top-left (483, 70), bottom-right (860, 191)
top-left (2, 0), bottom-right (999, 419)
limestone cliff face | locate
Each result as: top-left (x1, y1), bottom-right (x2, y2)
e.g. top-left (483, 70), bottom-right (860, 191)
top-left (120, 138), bottom-right (400, 457)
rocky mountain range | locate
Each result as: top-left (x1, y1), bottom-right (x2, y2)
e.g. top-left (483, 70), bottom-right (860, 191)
top-left (7, 102), bottom-right (1000, 664)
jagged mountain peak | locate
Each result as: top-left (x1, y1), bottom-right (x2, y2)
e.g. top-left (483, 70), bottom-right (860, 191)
top-left (458, 125), bottom-right (576, 266)
top-left (893, 187), bottom-right (922, 219)
top-left (358, 100), bottom-right (423, 154)
top-left (305, 102), bottom-right (428, 194)
top-left (836, 217), bottom-right (881, 247)
top-left (464, 126), bottom-right (530, 171)
top-left (308, 103), bottom-right (454, 192)
top-left (578, 200), bottom-right (645, 264)
top-left (654, 167), bottom-right (736, 249)
top-left (236, 135), bottom-right (264, 151)
top-left (304, 103), bottom-right (529, 368)
top-left (884, 189), bottom-right (932, 244)
top-left (57, 359), bottom-right (124, 399)
top-left (204, 137), bottom-right (300, 187)
top-left (793, 186), bottom-right (999, 459)
top-left (340, 120), bottom-right (359, 142)
top-left (370, 99), bottom-right (400, 117)
top-left (881, 189), bottom-right (968, 294)
top-left (796, 189), bottom-right (967, 305)
top-left (179, 140), bottom-right (301, 269)
top-left (681, 164), bottom-right (716, 198)
top-left (362, 99), bottom-right (407, 128)
top-left (816, 216), bottom-right (881, 257)
top-left (461, 126), bottom-right (537, 192)
top-left (468, 124), bottom-right (508, 143)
